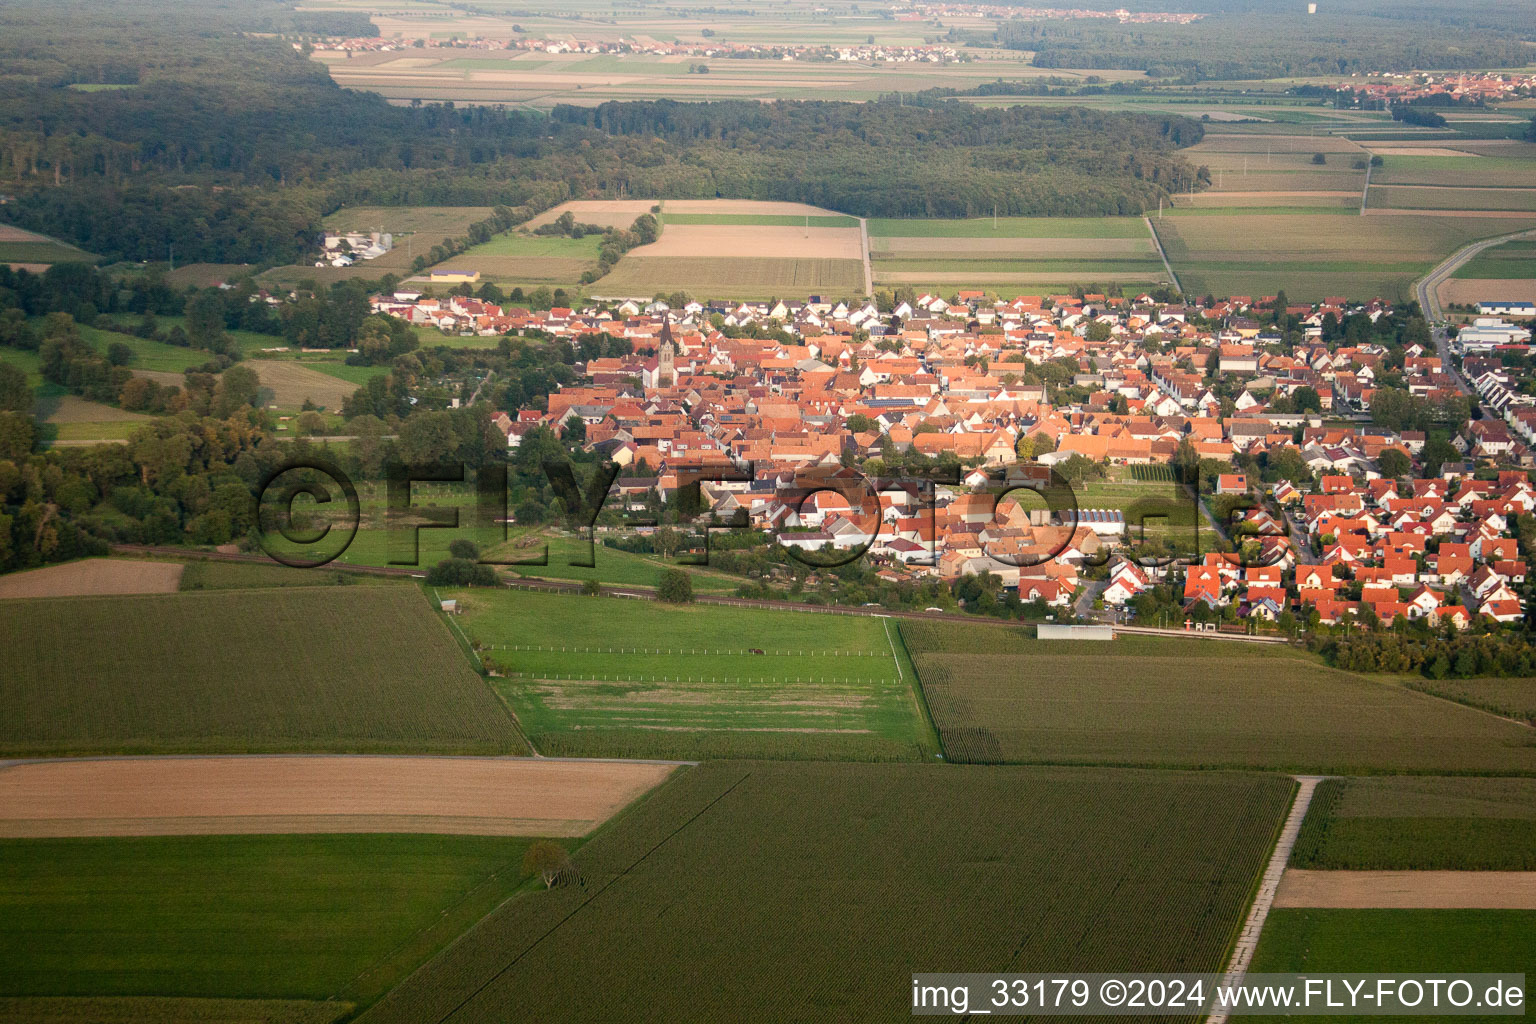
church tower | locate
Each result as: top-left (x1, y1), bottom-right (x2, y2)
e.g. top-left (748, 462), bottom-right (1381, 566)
top-left (657, 316), bottom-right (676, 388)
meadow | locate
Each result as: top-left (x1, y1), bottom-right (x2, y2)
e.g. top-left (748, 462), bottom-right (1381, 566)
top-left (0, 833), bottom-right (543, 1013)
top-left (178, 558), bottom-right (390, 591)
top-left (0, 586), bottom-right (525, 756)
top-left (0, 225), bottom-right (95, 267)
top-left (1371, 155), bottom-right (1536, 188)
top-left (1251, 909), bottom-right (1536, 1023)
top-left (899, 622), bottom-right (1536, 773)
top-left (1452, 240), bottom-right (1536, 282)
top-left (448, 587), bottom-right (936, 761)
top-left (1291, 776), bottom-right (1536, 871)
top-left (358, 761), bottom-right (1293, 1024)
top-left (430, 230), bottom-right (601, 286)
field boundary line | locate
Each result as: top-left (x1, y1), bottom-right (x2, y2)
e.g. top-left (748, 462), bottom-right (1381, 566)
top-left (858, 216), bottom-right (873, 296)
top-left (1207, 775), bottom-right (1323, 1024)
top-left (880, 618), bottom-right (904, 684)
top-left (1144, 215), bottom-right (1182, 296)
top-left (424, 768), bottom-right (755, 1024)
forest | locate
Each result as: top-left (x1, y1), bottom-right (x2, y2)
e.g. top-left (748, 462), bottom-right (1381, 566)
top-left (0, 0), bottom-right (1207, 265)
top-left (997, 12), bottom-right (1531, 81)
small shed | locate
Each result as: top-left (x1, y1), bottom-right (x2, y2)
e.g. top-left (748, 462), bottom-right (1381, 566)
top-left (1036, 624), bottom-right (1114, 640)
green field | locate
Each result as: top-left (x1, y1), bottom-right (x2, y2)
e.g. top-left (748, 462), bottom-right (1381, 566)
top-left (598, 256), bottom-right (865, 300)
top-left (450, 587), bottom-right (936, 760)
top-left (1291, 776), bottom-right (1536, 870)
top-left (1372, 185), bottom-right (1536, 212)
top-left (0, 586), bottom-right (524, 756)
top-left (0, 833), bottom-right (542, 1014)
top-left (1452, 240), bottom-right (1536, 281)
top-left (1371, 155), bottom-right (1536, 188)
top-left (866, 216), bottom-right (1148, 238)
top-left (899, 622), bottom-right (1536, 773)
top-left (359, 761), bottom-right (1293, 1024)
top-left (1157, 212), bottom-right (1536, 301)
top-left (431, 230), bottom-right (601, 285)
top-left (76, 324), bottom-right (215, 374)
top-left (1251, 910), bottom-right (1536, 1023)
top-left (0, 240), bottom-right (96, 265)
top-left (499, 532), bottom-right (743, 593)
top-left (179, 558), bottom-right (395, 592)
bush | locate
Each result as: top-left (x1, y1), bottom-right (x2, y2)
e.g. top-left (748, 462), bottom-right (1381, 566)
top-left (657, 569), bottom-right (693, 604)
top-left (425, 557), bottom-right (498, 587)
top-left (448, 539), bottom-right (481, 561)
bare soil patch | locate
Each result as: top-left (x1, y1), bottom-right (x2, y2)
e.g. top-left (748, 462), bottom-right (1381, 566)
top-left (1274, 870), bottom-right (1536, 908)
top-left (637, 223), bottom-right (863, 260)
top-left (663, 199), bottom-right (847, 217)
top-left (250, 360), bottom-right (356, 411)
top-left (0, 225), bottom-right (50, 243)
top-left (1439, 277), bottom-right (1536, 306)
top-left (0, 756), bottom-right (675, 838)
top-left (873, 237), bottom-right (1152, 255)
top-left (1365, 146), bottom-right (1479, 157)
top-left (0, 559), bottom-right (184, 599)
top-left (524, 200), bottom-right (657, 231)
top-left (36, 395), bottom-right (152, 424)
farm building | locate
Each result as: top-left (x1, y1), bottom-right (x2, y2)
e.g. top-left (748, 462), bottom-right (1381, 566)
top-left (1479, 301), bottom-right (1536, 317)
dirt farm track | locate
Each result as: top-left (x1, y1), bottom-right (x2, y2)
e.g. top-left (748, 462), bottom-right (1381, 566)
top-left (0, 756), bottom-right (677, 838)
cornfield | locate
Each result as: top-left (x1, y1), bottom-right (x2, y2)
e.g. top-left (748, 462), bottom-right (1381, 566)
top-left (358, 761), bottom-right (1293, 1024)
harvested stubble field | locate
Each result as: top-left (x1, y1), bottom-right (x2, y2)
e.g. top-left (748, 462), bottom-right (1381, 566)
top-left (1291, 776), bottom-right (1536, 871)
top-left (899, 622), bottom-right (1536, 773)
top-left (1274, 870), bottom-right (1536, 909)
top-left (0, 833), bottom-right (548, 1013)
top-left (0, 586), bottom-right (525, 757)
top-left (452, 587), bottom-right (935, 760)
top-left (598, 255), bottom-right (865, 300)
top-left (248, 359), bottom-right (359, 411)
top-left (0, 756), bottom-right (670, 838)
top-left (524, 200), bottom-right (657, 231)
top-left (358, 761), bottom-right (1293, 1024)
top-left (640, 222), bottom-right (863, 261)
top-left (0, 558), bottom-right (182, 599)
top-left (869, 216), bottom-right (1161, 290)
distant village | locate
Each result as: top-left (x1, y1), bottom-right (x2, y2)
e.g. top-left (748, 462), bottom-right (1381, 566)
top-left (1342, 70), bottom-right (1536, 105)
top-left (314, 35), bottom-right (966, 64)
top-left (368, 285), bottom-right (1536, 631)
